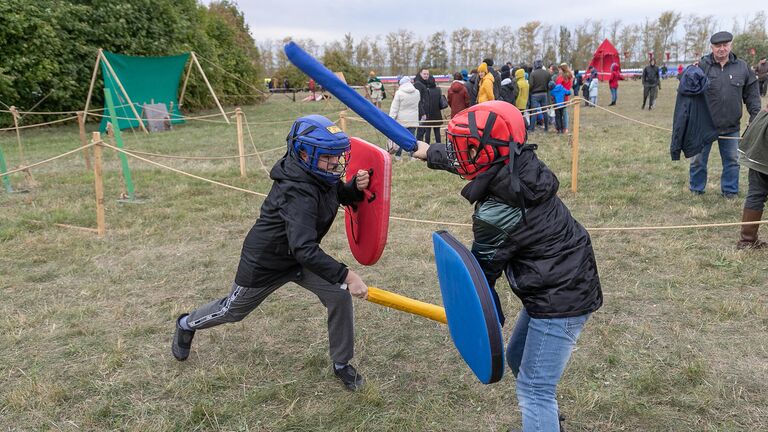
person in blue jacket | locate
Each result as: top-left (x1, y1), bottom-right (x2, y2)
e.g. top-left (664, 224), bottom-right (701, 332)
top-left (549, 81), bottom-right (571, 133)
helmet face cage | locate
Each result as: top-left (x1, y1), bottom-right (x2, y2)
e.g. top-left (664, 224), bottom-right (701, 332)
top-left (294, 140), bottom-right (350, 182)
top-left (287, 116), bottom-right (351, 184)
top-left (445, 130), bottom-right (502, 179)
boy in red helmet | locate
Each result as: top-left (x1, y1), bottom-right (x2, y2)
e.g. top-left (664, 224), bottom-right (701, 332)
top-left (413, 101), bottom-right (602, 431)
top-left (171, 115), bottom-right (371, 391)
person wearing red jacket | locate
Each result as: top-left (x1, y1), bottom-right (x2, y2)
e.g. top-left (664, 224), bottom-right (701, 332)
top-left (608, 63), bottom-right (623, 106)
top-left (555, 63), bottom-right (574, 132)
top-left (447, 72), bottom-right (470, 118)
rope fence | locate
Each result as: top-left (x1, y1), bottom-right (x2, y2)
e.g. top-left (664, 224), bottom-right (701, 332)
top-left (2, 96), bottom-right (766, 237)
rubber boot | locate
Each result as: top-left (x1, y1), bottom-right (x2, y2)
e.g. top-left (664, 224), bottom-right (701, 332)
top-left (737, 208), bottom-right (768, 250)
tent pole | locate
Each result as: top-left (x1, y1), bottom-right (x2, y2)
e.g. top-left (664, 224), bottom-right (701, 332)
top-left (191, 52), bottom-right (230, 124)
top-left (83, 49), bottom-right (102, 123)
top-left (99, 51), bottom-right (148, 133)
top-left (178, 57), bottom-right (194, 108)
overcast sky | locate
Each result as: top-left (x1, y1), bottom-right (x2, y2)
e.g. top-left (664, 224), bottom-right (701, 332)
top-left (209, 1), bottom-right (765, 44)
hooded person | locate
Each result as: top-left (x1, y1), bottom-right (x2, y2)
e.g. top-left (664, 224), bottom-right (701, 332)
top-left (588, 69), bottom-right (599, 106)
top-left (477, 62), bottom-right (496, 103)
top-left (465, 68), bottom-right (479, 105)
top-left (608, 63), bottom-right (623, 106)
top-left (641, 59), bottom-right (661, 110)
top-left (411, 101), bottom-right (602, 432)
top-left (448, 72), bottom-right (471, 118)
top-left (500, 64), bottom-right (511, 81)
top-left (460, 68), bottom-right (469, 82)
top-left (499, 77), bottom-right (519, 106)
top-left (514, 68), bottom-right (530, 112)
top-left (172, 115), bottom-right (373, 392)
top-left (482, 57), bottom-right (502, 100)
top-left (389, 76), bottom-right (421, 159)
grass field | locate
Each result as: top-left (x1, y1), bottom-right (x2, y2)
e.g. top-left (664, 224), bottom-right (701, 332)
top-left (1, 81), bottom-right (767, 431)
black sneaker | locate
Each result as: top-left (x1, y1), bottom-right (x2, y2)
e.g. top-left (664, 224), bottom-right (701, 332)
top-left (171, 314), bottom-right (195, 361)
top-left (333, 363), bottom-right (365, 391)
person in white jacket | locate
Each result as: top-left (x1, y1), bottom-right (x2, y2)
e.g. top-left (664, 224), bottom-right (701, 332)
top-left (388, 76), bottom-right (421, 160)
top-left (588, 71), bottom-right (599, 107)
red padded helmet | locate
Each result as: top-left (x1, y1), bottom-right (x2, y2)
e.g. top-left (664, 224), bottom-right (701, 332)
top-left (446, 101), bottom-right (527, 180)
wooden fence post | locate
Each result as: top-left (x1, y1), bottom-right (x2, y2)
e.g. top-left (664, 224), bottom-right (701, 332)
top-left (235, 108), bottom-right (246, 178)
top-left (92, 132), bottom-right (106, 237)
top-left (339, 110), bottom-right (348, 134)
top-left (571, 98), bottom-right (581, 193)
top-left (77, 112), bottom-right (92, 170)
top-left (9, 105), bottom-right (37, 187)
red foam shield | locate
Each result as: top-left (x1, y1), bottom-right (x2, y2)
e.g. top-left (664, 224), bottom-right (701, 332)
top-left (344, 137), bottom-right (391, 265)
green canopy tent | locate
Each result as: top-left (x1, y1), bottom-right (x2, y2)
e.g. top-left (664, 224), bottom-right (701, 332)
top-left (83, 49), bottom-right (229, 132)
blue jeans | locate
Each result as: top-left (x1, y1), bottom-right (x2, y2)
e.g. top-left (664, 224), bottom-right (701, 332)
top-left (507, 309), bottom-right (590, 432)
top-left (610, 87), bottom-right (617, 103)
top-left (563, 105), bottom-right (569, 130)
top-left (528, 93), bottom-right (549, 131)
top-left (689, 132), bottom-right (740, 194)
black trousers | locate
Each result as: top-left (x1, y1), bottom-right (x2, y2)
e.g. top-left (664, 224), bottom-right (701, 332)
top-left (745, 168), bottom-right (768, 211)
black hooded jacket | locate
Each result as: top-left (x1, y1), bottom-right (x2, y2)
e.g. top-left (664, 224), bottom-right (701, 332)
top-left (426, 144), bottom-right (603, 319)
top-left (234, 155), bottom-right (363, 288)
top-left (670, 66), bottom-right (719, 160)
top-left (699, 52), bottom-right (762, 134)
top-left (466, 74), bottom-right (479, 105)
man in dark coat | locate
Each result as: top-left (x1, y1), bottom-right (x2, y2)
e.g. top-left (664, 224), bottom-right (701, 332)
top-left (641, 58), bottom-right (661, 110)
top-left (527, 60), bottom-right (551, 131)
top-left (414, 69), bottom-right (443, 143)
top-left (690, 31), bottom-right (762, 198)
top-left (755, 57), bottom-right (768, 97)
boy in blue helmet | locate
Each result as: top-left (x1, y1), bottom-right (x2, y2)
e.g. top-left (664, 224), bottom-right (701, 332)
top-left (171, 115), bottom-right (371, 391)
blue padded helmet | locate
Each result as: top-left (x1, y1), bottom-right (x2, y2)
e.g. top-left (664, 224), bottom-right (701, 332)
top-left (287, 114), bottom-right (350, 184)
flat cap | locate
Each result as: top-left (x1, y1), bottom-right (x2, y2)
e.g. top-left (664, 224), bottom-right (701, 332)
top-left (710, 31), bottom-right (733, 44)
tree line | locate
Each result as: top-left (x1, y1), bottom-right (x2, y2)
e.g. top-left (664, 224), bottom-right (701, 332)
top-left (0, 0), bottom-right (263, 126)
top-left (259, 11), bottom-right (768, 83)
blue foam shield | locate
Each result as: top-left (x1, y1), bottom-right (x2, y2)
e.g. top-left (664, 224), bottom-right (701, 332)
top-left (284, 42), bottom-right (417, 152)
top-left (432, 230), bottom-right (504, 384)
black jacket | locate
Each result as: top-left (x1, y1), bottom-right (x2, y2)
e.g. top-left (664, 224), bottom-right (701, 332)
top-left (670, 66), bottom-right (719, 160)
top-left (415, 75), bottom-right (442, 120)
top-left (499, 80), bottom-right (519, 105)
top-left (699, 52), bottom-right (762, 134)
top-left (528, 68), bottom-right (551, 94)
top-left (234, 155), bottom-right (363, 288)
top-left (642, 64), bottom-right (660, 87)
top-left (426, 144), bottom-right (603, 319)
top-left (466, 75), bottom-right (478, 105)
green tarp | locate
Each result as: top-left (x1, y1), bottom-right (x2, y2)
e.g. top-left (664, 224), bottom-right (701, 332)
top-left (99, 51), bottom-right (189, 131)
